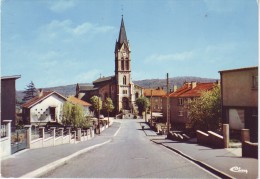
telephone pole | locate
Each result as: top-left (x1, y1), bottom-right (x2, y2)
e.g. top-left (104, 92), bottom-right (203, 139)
top-left (166, 73), bottom-right (170, 137)
top-left (98, 95), bottom-right (100, 134)
top-left (150, 89), bottom-right (153, 121)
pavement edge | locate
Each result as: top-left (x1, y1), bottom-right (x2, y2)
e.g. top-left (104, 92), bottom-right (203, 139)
top-left (151, 140), bottom-right (235, 179)
top-left (20, 139), bottom-right (112, 178)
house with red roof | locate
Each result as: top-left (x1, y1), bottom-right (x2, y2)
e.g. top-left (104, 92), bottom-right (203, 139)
top-left (67, 96), bottom-right (92, 117)
top-left (144, 87), bottom-right (166, 113)
top-left (163, 81), bottom-right (219, 129)
top-left (22, 89), bottom-right (67, 126)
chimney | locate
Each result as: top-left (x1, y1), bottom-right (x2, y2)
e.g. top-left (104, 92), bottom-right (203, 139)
top-left (215, 80), bottom-right (220, 85)
top-left (191, 81), bottom-right (197, 89)
top-left (173, 85), bottom-right (178, 92)
top-left (38, 89), bottom-right (43, 97)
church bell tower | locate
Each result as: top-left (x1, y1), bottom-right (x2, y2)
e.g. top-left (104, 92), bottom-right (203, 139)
top-left (114, 16), bottom-right (134, 112)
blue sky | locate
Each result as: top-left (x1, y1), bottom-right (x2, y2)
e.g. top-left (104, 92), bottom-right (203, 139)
top-left (2, 0), bottom-right (258, 90)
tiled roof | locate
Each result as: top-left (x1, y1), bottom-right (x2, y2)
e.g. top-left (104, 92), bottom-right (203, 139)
top-left (169, 84), bottom-right (191, 97)
top-left (179, 83), bottom-right (215, 97)
top-left (67, 96), bottom-right (91, 107)
top-left (168, 82), bottom-right (217, 98)
top-left (144, 88), bottom-right (167, 97)
top-left (21, 91), bottom-right (67, 108)
top-left (93, 75), bottom-right (115, 84)
top-left (78, 85), bottom-right (97, 91)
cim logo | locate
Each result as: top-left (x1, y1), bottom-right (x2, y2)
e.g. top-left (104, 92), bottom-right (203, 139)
top-left (230, 166), bottom-right (248, 174)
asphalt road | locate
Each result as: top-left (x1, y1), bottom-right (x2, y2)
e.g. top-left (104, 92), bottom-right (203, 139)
top-left (43, 119), bottom-right (217, 178)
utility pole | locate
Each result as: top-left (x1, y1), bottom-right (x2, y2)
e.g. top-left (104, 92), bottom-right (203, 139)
top-left (150, 89), bottom-right (153, 122)
top-left (166, 73), bottom-right (170, 137)
top-left (98, 95), bottom-right (100, 134)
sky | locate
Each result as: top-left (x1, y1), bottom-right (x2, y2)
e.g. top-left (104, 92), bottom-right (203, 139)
top-left (1, 0), bottom-right (258, 90)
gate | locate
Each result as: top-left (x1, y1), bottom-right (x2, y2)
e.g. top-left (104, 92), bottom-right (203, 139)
top-left (11, 128), bottom-right (27, 154)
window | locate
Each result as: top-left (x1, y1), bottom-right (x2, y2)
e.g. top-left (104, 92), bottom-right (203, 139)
top-left (252, 75), bottom-right (258, 89)
top-left (126, 60), bottom-right (129, 70)
top-left (123, 76), bottom-right (127, 85)
top-left (123, 90), bottom-right (128, 94)
top-left (178, 111), bottom-right (184, 116)
top-left (49, 107), bottom-right (56, 121)
top-left (121, 60), bottom-right (124, 70)
top-left (178, 98), bottom-right (184, 106)
top-left (135, 92), bottom-right (139, 99)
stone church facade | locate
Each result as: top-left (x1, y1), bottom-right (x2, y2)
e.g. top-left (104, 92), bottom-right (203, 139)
top-left (76, 16), bottom-right (143, 113)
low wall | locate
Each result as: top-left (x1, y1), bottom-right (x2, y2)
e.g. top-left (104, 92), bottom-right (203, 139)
top-left (31, 138), bottom-right (43, 149)
top-left (208, 131), bottom-right (224, 148)
top-left (242, 141), bottom-right (258, 159)
top-left (0, 137), bottom-right (11, 157)
top-left (196, 130), bottom-right (209, 146)
top-left (0, 121), bottom-right (11, 158)
top-left (197, 130), bottom-right (224, 148)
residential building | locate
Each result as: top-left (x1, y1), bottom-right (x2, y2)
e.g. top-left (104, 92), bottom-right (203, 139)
top-left (67, 96), bottom-right (92, 117)
top-left (1, 75), bottom-right (21, 126)
top-left (144, 87), bottom-right (166, 113)
top-left (163, 81), bottom-right (219, 129)
top-left (219, 66), bottom-right (258, 142)
top-left (76, 16), bottom-right (143, 113)
top-left (22, 89), bottom-right (67, 126)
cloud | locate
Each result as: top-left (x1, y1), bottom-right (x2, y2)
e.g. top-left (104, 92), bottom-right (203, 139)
top-left (38, 19), bottom-right (115, 41)
top-left (72, 22), bottom-right (114, 36)
top-left (145, 51), bottom-right (194, 63)
top-left (144, 43), bottom-right (237, 64)
top-left (48, 0), bottom-right (76, 13)
top-left (75, 69), bottom-right (101, 83)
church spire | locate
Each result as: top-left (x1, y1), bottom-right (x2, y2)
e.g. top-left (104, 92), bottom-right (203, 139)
top-left (118, 15), bottom-right (127, 45)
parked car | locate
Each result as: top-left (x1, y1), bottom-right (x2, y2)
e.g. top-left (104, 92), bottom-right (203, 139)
top-left (99, 114), bottom-right (104, 119)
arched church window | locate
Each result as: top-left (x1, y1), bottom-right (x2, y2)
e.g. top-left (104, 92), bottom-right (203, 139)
top-left (121, 59), bottom-right (124, 70)
top-left (123, 76), bottom-right (126, 85)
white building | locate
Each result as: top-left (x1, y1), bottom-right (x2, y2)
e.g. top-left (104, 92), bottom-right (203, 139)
top-left (22, 89), bottom-right (67, 125)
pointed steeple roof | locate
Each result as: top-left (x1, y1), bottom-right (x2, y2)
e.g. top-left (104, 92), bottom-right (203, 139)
top-left (118, 16), bottom-right (127, 45)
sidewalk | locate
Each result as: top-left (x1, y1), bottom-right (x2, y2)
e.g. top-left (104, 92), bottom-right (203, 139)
top-left (1, 122), bottom-right (121, 178)
top-left (141, 123), bottom-right (258, 179)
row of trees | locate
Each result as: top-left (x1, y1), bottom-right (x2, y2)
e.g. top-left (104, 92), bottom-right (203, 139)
top-left (90, 96), bottom-right (114, 125)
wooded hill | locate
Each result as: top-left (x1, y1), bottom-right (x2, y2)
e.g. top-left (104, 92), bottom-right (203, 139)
top-left (17, 76), bottom-right (218, 101)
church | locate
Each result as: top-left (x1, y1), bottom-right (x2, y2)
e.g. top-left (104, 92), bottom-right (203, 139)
top-left (76, 16), bottom-right (143, 114)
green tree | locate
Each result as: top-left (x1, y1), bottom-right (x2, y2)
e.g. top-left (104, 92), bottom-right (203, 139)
top-left (71, 104), bottom-right (85, 128)
top-left (90, 95), bottom-right (102, 117)
top-left (186, 85), bottom-right (222, 132)
top-left (62, 102), bottom-right (73, 126)
top-left (62, 102), bottom-right (85, 129)
top-left (135, 97), bottom-right (150, 121)
top-left (103, 97), bottom-right (114, 125)
top-left (22, 81), bottom-right (37, 103)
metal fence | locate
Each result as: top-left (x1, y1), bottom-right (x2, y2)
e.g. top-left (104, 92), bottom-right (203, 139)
top-left (11, 128), bottom-right (27, 154)
top-left (31, 126), bottom-right (40, 140)
top-left (1, 125), bottom-right (7, 138)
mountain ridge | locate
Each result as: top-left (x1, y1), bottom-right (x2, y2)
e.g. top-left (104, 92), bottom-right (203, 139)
top-left (17, 76), bottom-right (218, 101)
